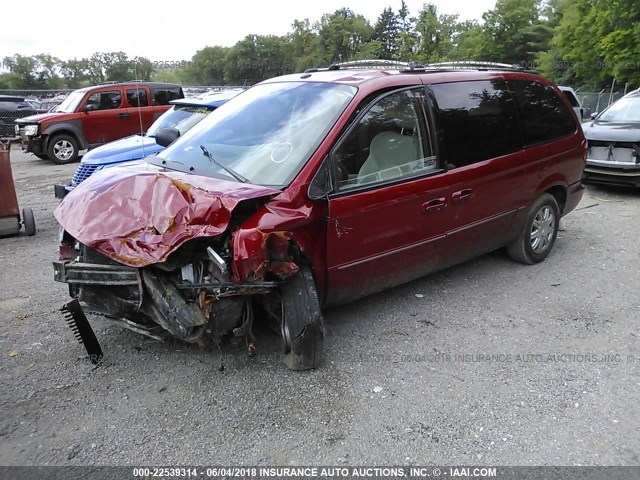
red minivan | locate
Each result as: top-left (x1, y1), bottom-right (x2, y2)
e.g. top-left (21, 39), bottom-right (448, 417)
top-left (53, 61), bottom-right (586, 370)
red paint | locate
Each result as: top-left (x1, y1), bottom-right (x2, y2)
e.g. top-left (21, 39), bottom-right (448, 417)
top-left (54, 162), bottom-right (280, 267)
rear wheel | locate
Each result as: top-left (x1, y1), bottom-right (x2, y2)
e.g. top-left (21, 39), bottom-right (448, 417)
top-left (506, 193), bottom-right (559, 264)
top-left (279, 265), bottom-right (324, 370)
top-left (47, 134), bottom-right (79, 164)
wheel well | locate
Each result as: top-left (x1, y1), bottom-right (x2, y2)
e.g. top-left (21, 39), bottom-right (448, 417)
top-left (545, 185), bottom-right (567, 214)
top-left (45, 131), bottom-right (80, 151)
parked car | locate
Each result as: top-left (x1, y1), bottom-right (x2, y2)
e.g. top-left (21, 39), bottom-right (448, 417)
top-left (53, 61), bottom-right (586, 370)
top-left (0, 96), bottom-right (39, 138)
top-left (583, 88), bottom-right (640, 187)
top-left (558, 86), bottom-right (591, 122)
top-left (54, 89), bottom-right (244, 198)
top-left (15, 82), bottom-right (184, 164)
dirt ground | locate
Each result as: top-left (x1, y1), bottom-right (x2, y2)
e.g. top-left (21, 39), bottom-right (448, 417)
top-left (1, 145), bottom-right (639, 466)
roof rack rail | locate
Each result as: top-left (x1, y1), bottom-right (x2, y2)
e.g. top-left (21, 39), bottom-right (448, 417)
top-left (302, 59), bottom-right (534, 75)
top-left (304, 59), bottom-right (413, 73)
top-left (423, 61), bottom-right (527, 71)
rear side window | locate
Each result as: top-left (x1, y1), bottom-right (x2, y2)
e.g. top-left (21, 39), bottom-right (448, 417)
top-left (126, 89), bottom-right (149, 107)
top-left (86, 91), bottom-right (122, 110)
top-left (151, 86), bottom-right (183, 105)
top-left (428, 80), bottom-right (521, 168)
top-left (509, 80), bottom-right (576, 146)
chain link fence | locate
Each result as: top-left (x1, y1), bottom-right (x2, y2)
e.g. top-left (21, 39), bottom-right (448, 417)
top-left (578, 91), bottom-right (625, 115)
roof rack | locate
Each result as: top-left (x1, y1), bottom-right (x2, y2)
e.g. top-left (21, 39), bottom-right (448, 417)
top-left (304, 59), bottom-right (412, 73)
top-left (303, 59), bottom-right (534, 75)
top-left (422, 61), bottom-right (527, 71)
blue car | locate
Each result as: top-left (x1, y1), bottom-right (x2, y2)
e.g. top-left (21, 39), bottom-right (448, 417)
top-left (54, 89), bottom-right (244, 198)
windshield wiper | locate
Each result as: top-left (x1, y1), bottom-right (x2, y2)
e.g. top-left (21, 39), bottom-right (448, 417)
top-left (200, 145), bottom-right (248, 183)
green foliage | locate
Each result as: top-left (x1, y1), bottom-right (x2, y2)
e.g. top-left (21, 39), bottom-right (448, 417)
top-left (316, 8), bottom-right (374, 63)
top-left (415, 4), bottom-right (459, 62)
top-left (373, 7), bottom-right (401, 59)
top-left (1, 0), bottom-right (637, 90)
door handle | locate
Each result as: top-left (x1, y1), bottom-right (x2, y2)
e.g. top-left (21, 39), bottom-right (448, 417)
top-left (451, 188), bottom-right (474, 205)
top-left (421, 198), bottom-right (447, 214)
top-left (118, 112), bottom-right (131, 119)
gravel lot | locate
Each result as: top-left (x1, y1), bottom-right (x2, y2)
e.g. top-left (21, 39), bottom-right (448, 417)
top-left (1, 145), bottom-right (639, 467)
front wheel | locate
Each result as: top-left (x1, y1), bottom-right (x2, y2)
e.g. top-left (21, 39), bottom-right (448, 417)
top-left (506, 193), bottom-right (560, 264)
top-left (47, 134), bottom-right (79, 164)
top-left (279, 265), bottom-right (324, 370)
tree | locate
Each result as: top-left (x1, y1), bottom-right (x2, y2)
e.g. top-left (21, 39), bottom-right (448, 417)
top-left (397, 1), bottom-right (418, 61)
top-left (415, 4), bottom-right (459, 62)
top-left (61, 59), bottom-right (89, 88)
top-left (452, 21), bottom-right (488, 61)
top-left (316, 8), bottom-right (374, 63)
top-left (179, 46), bottom-right (227, 84)
top-left (288, 19), bottom-right (322, 71)
top-left (373, 7), bottom-right (401, 59)
top-left (481, 0), bottom-right (550, 64)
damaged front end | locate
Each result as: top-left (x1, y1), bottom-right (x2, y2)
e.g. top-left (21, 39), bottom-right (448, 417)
top-left (53, 164), bottom-right (319, 367)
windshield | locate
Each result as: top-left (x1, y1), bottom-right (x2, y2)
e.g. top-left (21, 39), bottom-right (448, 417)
top-left (597, 96), bottom-right (640, 122)
top-left (147, 105), bottom-right (212, 137)
top-left (155, 82), bottom-right (357, 187)
top-left (52, 91), bottom-right (84, 113)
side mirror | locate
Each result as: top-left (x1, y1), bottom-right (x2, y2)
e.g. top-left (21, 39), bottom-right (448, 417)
top-left (155, 127), bottom-right (180, 147)
top-left (590, 112), bottom-right (598, 120)
top-left (84, 104), bottom-right (98, 112)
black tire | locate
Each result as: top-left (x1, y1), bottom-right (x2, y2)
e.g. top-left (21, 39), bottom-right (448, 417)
top-left (279, 265), bottom-right (324, 370)
top-left (22, 208), bottom-right (36, 236)
top-left (506, 193), bottom-right (559, 264)
top-left (47, 134), bottom-right (79, 164)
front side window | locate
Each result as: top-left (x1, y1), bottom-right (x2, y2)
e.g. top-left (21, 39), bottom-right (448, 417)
top-left (509, 80), bottom-right (576, 146)
top-left (154, 82), bottom-right (357, 187)
top-left (429, 80), bottom-right (521, 168)
top-left (334, 89), bottom-right (435, 191)
top-left (86, 91), bottom-right (122, 111)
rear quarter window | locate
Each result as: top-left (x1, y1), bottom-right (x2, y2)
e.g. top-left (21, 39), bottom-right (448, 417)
top-left (509, 80), bottom-right (577, 147)
top-left (428, 79), bottom-right (522, 168)
top-left (151, 86), bottom-right (184, 105)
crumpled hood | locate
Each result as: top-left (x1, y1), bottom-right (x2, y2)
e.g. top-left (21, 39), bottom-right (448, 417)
top-left (54, 162), bottom-right (280, 267)
top-left (583, 121), bottom-right (640, 142)
top-left (81, 134), bottom-right (162, 165)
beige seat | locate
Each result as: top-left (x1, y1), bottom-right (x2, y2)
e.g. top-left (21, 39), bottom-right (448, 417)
top-left (357, 130), bottom-right (419, 183)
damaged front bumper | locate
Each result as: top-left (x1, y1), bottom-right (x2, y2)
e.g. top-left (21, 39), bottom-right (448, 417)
top-left (53, 260), bottom-right (138, 286)
top-left (53, 259), bottom-right (280, 346)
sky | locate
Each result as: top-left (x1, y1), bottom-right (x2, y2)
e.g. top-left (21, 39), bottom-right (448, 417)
top-left (1, 0), bottom-right (497, 63)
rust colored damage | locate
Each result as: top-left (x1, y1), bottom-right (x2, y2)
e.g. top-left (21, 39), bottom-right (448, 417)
top-left (54, 162), bottom-right (280, 267)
